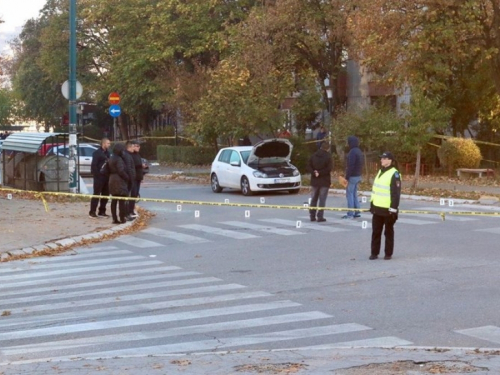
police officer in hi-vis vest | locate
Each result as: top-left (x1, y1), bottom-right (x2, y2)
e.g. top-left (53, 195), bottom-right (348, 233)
top-left (370, 152), bottom-right (401, 260)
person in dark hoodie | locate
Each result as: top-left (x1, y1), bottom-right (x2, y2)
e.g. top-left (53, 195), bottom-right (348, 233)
top-left (307, 142), bottom-right (333, 222)
top-left (108, 143), bottom-right (130, 224)
top-left (342, 135), bottom-right (364, 219)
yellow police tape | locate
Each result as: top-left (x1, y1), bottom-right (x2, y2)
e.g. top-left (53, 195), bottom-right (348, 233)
top-left (2, 186), bottom-right (499, 221)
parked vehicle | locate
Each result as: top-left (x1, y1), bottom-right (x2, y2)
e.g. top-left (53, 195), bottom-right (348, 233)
top-left (210, 138), bottom-right (301, 196)
top-left (46, 143), bottom-right (99, 175)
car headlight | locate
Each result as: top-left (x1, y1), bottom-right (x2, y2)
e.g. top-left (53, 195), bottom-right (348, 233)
top-left (292, 169), bottom-right (300, 176)
top-left (253, 170), bottom-right (268, 178)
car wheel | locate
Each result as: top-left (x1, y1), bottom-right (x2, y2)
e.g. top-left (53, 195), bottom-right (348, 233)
top-left (211, 173), bottom-right (223, 193)
top-left (288, 189), bottom-right (300, 195)
top-left (241, 176), bottom-right (253, 196)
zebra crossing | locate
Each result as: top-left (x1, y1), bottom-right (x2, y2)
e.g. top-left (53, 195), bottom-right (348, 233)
top-left (112, 211), bottom-right (481, 248)
top-left (0, 247), bottom-right (413, 364)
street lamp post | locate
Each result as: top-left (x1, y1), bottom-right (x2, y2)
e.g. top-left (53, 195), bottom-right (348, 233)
top-left (68, 0), bottom-right (78, 193)
top-left (326, 88), bottom-right (333, 154)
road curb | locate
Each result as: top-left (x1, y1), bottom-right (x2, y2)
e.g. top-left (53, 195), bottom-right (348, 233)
top-left (0, 219), bottom-right (135, 263)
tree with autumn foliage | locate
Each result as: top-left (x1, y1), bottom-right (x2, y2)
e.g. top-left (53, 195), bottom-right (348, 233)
top-left (350, 0), bottom-right (499, 136)
top-left (397, 89), bottom-right (452, 188)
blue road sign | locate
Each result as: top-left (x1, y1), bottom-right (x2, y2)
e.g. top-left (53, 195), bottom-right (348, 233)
top-left (109, 104), bottom-right (121, 118)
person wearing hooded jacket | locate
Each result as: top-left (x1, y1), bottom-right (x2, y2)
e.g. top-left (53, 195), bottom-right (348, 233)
top-left (108, 143), bottom-right (130, 224)
top-left (369, 151), bottom-right (401, 260)
top-left (342, 135), bottom-right (364, 219)
top-left (307, 142), bottom-right (332, 222)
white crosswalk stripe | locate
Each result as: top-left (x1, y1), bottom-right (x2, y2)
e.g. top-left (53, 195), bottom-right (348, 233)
top-left (0, 247), bottom-right (412, 363)
top-left (142, 227), bottom-right (210, 244)
top-left (179, 223), bottom-right (259, 239)
top-left (455, 326), bottom-right (500, 344)
top-left (114, 234), bottom-right (164, 248)
top-left (415, 207), bottom-right (481, 221)
top-left (220, 221), bottom-right (302, 235)
top-left (475, 227), bottom-right (500, 234)
top-left (260, 218), bottom-right (348, 232)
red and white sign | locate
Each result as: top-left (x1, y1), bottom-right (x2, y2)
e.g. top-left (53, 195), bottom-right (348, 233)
top-left (108, 92), bottom-right (121, 105)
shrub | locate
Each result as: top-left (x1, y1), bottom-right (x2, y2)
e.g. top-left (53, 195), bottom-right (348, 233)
top-left (157, 145), bottom-right (214, 165)
top-left (289, 136), bottom-right (318, 174)
top-left (437, 138), bottom-right (482, 175)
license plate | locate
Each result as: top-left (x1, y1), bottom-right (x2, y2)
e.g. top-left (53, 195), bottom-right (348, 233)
top-left (274, 178), bottom-right (290, 183)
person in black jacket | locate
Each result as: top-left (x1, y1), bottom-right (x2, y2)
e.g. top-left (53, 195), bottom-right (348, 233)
top-left (89, 138), bottom-right (111, 218)
top-left (342, 135), bottom-right (364, 219)
top-left (307, 142), bottom-right (333, 222)
top-left (108, 143), bottom-right (130, 224)
top-left (129, 140), bottom-right (145, 217)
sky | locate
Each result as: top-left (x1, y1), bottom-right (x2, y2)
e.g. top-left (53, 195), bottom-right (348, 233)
top-left (0, 0), bottom-right (47, 55)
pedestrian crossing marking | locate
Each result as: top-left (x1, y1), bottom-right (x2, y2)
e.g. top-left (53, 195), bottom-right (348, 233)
top-left (475, 227), bottom-right (500, 234)
top-left (66, 323), bottom-right (372, 357)
top-left (142, 227), bottom-right (210, 244)
top-left (0, 265), bottom-right (181, 289)
top-left (114, 235), bottom-right (164, 248)
top-left (396, 218), bottom-right (435, 225)
top-left (6, 284), bottom-right (247, 315)
top-left (0, 277), bottom-right (221, 307)
top-left (0, 255), bottom-right (147, 274)
top-left (0, 301), bottom-right (301, 341)
top-left (220, 221), bottom-right (302, 236)
top-left (295, 336), bottom-right (413, 349)
top-left (0, 260), bottom-right (163, 282)
top-left (260, 218), bottom-right (347, 233)
top-left (455, 325), bottom-right (500, 344)
top-left (3, 312), bottom-right (331, 356)
top-left (179, 224), bottom-right (259, 239)
top-left (1, 271), bottom-right (200, 298)
top-left (2, 291), bottom-right (274, 329)
top-left (23, 249), bottom-right (133, 263)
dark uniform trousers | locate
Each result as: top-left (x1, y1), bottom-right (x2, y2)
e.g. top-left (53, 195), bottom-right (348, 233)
top-left (371, 214), bottom-right (395, 257)
top-left (90, 177), bottom-right (109, 215)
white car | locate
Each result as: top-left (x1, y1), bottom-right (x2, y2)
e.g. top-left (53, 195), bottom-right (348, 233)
top-left (210, 138), bottom-right (301, 196)
top-left (46, 143), bottom-right (99, 175)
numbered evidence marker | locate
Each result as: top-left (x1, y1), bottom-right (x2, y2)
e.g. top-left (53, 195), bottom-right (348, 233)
top-left (361, 196), bottom-right (367, 203)
top-left (449, 199), bottom-right (454, 207)
top-left (260, 197), bottom-right (265, 204)
top-left (440, 198), bottom-right (445, 206)
top-left (245, 210), bottom-right (250, 218)
top-left (7, 194), bottom-right (12, 200)
top-left (195, 210), bottom-right (200, 218)
top-left (177, 205), bottom-right (182, 212)
top-left (225, 199), bottom-right (230, 204)
top-left (362, 221), bottom-right (368, 229)
top-left (296, 220), bottom-right (302, 228)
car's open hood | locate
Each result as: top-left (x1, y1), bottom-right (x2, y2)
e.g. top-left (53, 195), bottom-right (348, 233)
top-left (247, 138), bottom-right (293, 165)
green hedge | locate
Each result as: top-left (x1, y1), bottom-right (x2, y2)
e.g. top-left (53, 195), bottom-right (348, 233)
top-left (157, 145), bottom-right (214, 165)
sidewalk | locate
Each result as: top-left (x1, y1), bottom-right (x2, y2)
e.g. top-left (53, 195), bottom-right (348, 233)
top-left (2, 346), bottom-right (500, 374)
top-left (0, 192), bottom-right (138, 261)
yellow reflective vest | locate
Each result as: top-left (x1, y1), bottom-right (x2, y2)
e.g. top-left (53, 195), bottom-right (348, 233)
top-left (371, 167), bottom-right (400, 208)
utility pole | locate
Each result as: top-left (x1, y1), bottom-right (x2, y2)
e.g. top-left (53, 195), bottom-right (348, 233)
top-left (68, 0), bottom-right (78, 193)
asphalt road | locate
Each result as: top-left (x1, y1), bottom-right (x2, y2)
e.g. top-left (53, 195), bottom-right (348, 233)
top-left (2, 181), bottom-right (500, 365)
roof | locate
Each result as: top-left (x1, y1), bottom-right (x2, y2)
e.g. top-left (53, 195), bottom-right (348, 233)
top-left (2, 133), bottom-right (68, 153)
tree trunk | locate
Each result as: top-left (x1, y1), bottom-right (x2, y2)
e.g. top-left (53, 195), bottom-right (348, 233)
top-left (411, 148), bottom-right (421, 189)
top-left (118, 115), bottom-right (129, 141)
